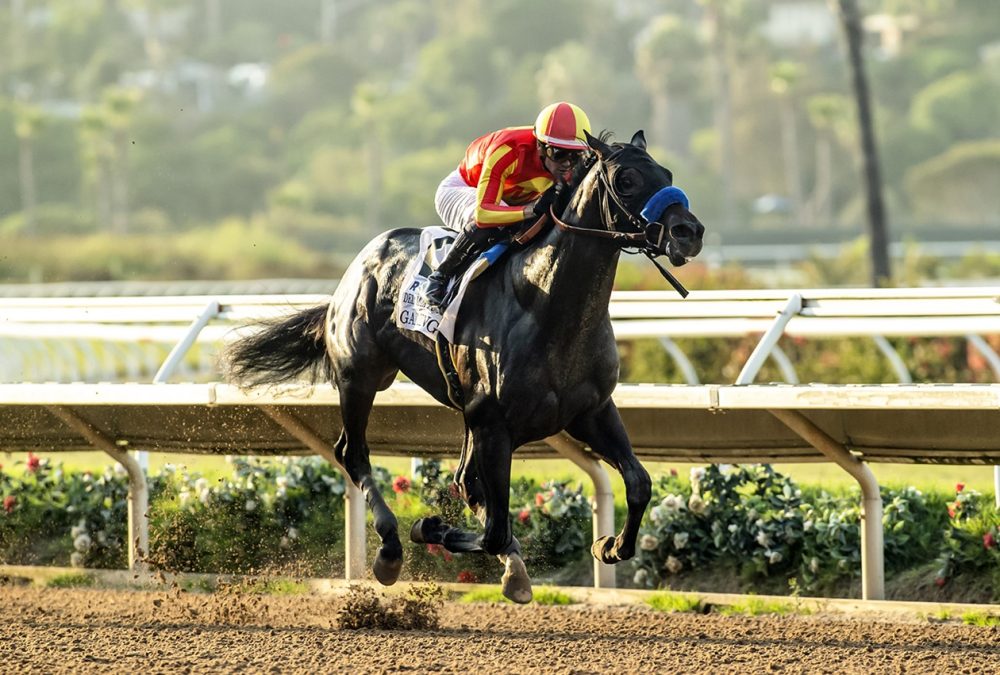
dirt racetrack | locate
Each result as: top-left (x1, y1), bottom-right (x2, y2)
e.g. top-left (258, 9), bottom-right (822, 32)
top-left (1, 585), bottom-right (998, 674)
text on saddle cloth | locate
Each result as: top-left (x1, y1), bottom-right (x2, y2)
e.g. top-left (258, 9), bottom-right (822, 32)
top-left (396, 226), bottom-right (510, 342)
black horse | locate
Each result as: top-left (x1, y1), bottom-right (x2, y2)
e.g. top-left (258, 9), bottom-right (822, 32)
top-left (225, 130), bottom-right (704, 602)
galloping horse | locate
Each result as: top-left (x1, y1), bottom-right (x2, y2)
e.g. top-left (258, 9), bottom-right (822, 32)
top-left (225, 130), bottom-right (705, 602)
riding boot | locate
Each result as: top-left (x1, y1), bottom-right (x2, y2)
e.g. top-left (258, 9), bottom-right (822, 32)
top-left (424, 227), bottom-right (490, 311)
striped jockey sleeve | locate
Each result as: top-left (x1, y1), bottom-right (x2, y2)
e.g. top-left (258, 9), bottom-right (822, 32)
top-left (474, 144), bottom-right (528, 228)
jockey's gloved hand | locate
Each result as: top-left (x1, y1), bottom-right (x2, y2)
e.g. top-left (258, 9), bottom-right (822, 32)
top-left (531, 185), bottom-right (558, 218)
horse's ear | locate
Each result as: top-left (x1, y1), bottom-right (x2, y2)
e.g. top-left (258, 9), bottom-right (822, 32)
top-left (585, 129), bottom-right (613, 159)
top-left (630, 130), bottom-right (647, 150)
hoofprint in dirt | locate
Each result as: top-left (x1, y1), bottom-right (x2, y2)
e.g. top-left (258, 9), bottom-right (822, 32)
top-left (1, 587), bottom-right (998, 674)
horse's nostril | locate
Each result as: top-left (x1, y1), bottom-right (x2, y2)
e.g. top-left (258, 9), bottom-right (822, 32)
top-left (669, 223), bottom-right (695, 241)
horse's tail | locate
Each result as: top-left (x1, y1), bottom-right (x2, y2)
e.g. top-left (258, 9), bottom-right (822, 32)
top-left (223, 304), bottom-right (331, 387)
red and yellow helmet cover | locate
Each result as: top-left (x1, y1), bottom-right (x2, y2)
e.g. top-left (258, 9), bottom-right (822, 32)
top-left (533, 101), bottom-right (591, 150)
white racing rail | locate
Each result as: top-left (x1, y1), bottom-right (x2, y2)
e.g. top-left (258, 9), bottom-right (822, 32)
top-left (1, 286), bottom-right (999, 600)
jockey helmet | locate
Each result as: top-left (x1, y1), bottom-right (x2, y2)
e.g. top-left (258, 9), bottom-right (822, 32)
top-left (533, 102), bottom-right (591, 151)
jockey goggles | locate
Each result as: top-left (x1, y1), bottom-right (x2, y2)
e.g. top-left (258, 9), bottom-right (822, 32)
top-left (541, 144), bottom-right (586, 163)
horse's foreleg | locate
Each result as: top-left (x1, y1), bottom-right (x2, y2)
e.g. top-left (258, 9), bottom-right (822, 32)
top-left (568, 401), bottom-right (651, 565)
top-left (337, 382), bottom-right (403, 585)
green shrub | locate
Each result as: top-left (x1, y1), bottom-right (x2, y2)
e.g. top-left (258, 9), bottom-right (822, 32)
top-left (934, 486), bottom-right (1000, 598)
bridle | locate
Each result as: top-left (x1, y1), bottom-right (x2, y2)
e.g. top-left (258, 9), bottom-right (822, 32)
top-left (547, 150), bottom-right (692, 297)
top-left (548, 152), bottom-right (679, 251)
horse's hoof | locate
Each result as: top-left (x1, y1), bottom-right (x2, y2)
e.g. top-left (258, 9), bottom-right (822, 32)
top-left (409, 517), bottom-right (438, 544)
top-left (501, 554), bottom-right (533, 604)
top-left (372, 547), bottom-right (403, 586)
top-left (591, 536), bottom-right (618, 564)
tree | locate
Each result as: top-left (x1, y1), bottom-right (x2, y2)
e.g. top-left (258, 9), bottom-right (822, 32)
top-left (634, 14), bottom-right (703, 157)
top-left (770, 61), bottom-right (806, 227)
top-left (834, 0), bottom-right (891, 286)
top-left (805, 94), bottom-right (851, 227)
top-left (79, 105), bottom-right (114, 231)
top-left (12, 102), bottom-right (45, 235)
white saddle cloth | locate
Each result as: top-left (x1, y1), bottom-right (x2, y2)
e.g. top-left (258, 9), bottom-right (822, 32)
top-left (395, 227), bottom-right (504, 342)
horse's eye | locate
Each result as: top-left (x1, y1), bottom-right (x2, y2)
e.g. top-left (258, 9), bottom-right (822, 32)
top-left (616, 170), bottom-right (639, 193)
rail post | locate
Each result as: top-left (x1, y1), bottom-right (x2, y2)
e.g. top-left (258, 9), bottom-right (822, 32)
top-left (545, 432), bottom-right (616, 589)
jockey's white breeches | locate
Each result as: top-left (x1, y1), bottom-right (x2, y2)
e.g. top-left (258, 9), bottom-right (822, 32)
top-left (434, 169), bottom-right (513, 233)
top-left (434, 170), bottom-right (478, 232)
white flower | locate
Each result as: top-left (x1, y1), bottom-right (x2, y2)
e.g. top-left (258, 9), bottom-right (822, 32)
top-left (661, 494), bottom-right (683, 512)
top-left (689, 467), bottom-right (706, 494)
top-left (717, 464), bottom-right (734, 475)
top-left (96, 531), bottom-right (108, 546)
top-left (279, 536), bottom-right (291, 549)
top-left (73, 533), bottom-right (93, 553)
top-left (276, 475), bottom-right (288, 489)
top-left (782, 484), bottom-right (793, 499)
top-left (795, 489), bottom-right (802, 498)
top-left (727, 524), bottom-right (738, 533)
top-left (113, 463), bottom-right (127, 477)
top-left (665, 555), bottom-right (683, 574)
top-left (70, 520), bottom-right (87, 539)
top-left (276, 487), bottom-right (287, 499)
top-left (803, 520), bottom-right (814, 532)
top-left (746, 509), bottom-right (758, 522)
top-left (288, 527), bottom-right (299, 540)
top-left (755, 519), bottom-right (764, 529)
top-left (756, 531), bottom-right (772, 548)
top-left (767, 550), bottom-right (783, 565)
top-left (199, 488), bottom-right (211, 506)
top-left (809, 557), bottom-right (820, 573)
top-left (195, 478), bottom-right (209, 493)
top-left (673, 532), bottom-right (689, 550)
top-left (70, 552), bottom-right (85, 568)
top-left (245, 499), bottom-right (257, 512)
top-left (639, 534), bottom-right (659, 551)
top-left (633, 568), bottom-right (650, 586)
top-left (178, 489), bottom-right (192, 507)
top-left (687, 495), bottom-right (707, 515)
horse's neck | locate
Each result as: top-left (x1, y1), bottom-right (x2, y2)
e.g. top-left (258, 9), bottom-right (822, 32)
top-left (516, 185), bottom-right (619, 325)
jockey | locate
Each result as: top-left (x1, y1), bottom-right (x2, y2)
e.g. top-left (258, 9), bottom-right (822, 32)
top-left (424, 101), bottom-right (592, 311)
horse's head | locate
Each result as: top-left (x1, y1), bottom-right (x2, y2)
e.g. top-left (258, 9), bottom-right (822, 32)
top-left (582, 130), bottom-right (705, 267)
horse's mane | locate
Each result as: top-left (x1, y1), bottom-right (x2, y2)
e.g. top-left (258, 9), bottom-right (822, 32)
top-left (550, 129), bottom-right (613, 215)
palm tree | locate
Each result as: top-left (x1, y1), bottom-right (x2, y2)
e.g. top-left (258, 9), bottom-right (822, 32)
top-left (833, 0), bottom-right (891, 286)
top-left (698, 0), bottom-right (740, 230)
top-left (13, 102), bottom-right (45, 236)
top-left (79, 105), bottom-right (114, 232)
top-left (102, 87), bottom-right (142, 235)
top-left (805, 94), bottom-right (851, 228)
top-left (770, 61), bottom-right (806, 227)
top-left (352, 83), bottom-right (383, 232)
top-left (634, 14), bottom-right (702, 157)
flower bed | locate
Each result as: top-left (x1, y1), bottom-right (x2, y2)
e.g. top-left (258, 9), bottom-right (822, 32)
top-left (1, 456), bottom-right (997, 600)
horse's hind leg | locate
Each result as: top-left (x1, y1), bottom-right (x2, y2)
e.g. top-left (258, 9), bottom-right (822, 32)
top-left (335, 377), bottom-right (404, 585)
top-left (567, 401), bottom-right (651, 565)
top-left (467, 423), bottom-right (531, 604)
top-left (409, 424), bottom-right (531, 603)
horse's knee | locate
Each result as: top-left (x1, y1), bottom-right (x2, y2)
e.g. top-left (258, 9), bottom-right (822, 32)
top-left (626, 465), bottom-right (652, 510)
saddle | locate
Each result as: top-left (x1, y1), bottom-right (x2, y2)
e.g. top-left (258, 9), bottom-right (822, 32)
top-left (399, 217), bottom-right (551, 410)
